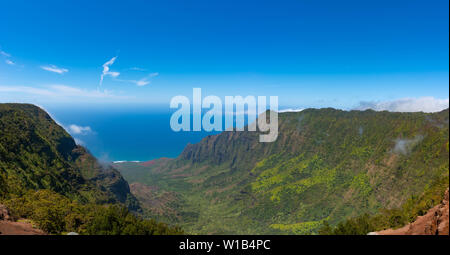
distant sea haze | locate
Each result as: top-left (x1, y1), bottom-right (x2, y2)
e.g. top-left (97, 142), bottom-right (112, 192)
top-left (46, 105), bottom-right (220, 162)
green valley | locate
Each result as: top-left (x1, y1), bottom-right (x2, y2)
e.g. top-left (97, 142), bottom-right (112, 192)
top-left (115, 108), bottom-right (449, 234)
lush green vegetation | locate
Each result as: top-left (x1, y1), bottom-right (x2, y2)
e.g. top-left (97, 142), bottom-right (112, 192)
top-left (0, 103), bottom-right (138, 209)
top-left (116, 108), bottom-right (449, 234)
top-left (318, 174), bottom-right (449, 235)
top-left (2, 103), bottom-right (447, 235)
top-left (0, 103), bottom-right (182, 235)
top-left (3, 189), bottom-right (183, 235)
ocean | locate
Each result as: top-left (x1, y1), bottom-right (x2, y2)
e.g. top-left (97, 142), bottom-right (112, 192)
top-left (46, 105), bottom-right (219, 162)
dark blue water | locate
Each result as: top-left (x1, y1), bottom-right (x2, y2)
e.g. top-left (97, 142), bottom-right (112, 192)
top-left (46, 105), bottom-right (219, 162)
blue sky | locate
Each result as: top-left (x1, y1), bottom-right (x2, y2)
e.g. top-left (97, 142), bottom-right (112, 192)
top-left (0, 0), bottom-right (448, 111)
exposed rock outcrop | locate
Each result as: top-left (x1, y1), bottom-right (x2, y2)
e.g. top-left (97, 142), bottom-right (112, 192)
top-left (0, 204), bottom-right (45, 235)
top-left (377, 188), bottom-right (449, 235)
top-left (0, 204), bottom-right (12, 221)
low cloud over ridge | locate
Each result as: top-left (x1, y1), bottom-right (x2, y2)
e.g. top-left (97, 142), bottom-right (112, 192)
top-left (355, 97), bottom-right (449, 113)
top-left (67, 124), bottom-right (92, 135)
top-left (278, 108), bottom-right (304, 113)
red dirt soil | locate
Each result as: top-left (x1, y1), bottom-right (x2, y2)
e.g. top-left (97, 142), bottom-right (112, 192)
top-left (0, 221), bottom-right (46, 235)
top-left (140, 160), bottom-right (157, 167)
top-left (377, 188), bottom-right (449, 235)
top-left (0, 204), bottom-right (45, 235)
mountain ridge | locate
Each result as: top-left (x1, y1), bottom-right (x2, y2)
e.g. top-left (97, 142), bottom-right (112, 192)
top-left (0, 103), bottom-right (139, 209)
top-left (0, 103), bottom-right (185, 235)
top-left (116, 107), bottom-right (449, 234)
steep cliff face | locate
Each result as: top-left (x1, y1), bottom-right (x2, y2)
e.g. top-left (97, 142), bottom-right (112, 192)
top-left (116, 108), bottom-right (449, 234)
top-left (0, 103), bottom-right (139, 210)
top-left (377, 188), bottom-right (449, 235)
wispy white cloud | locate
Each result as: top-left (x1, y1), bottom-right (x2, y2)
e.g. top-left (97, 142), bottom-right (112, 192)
top-left (129, 67), bottom-right (147, 71)
top-left (0, 50), bottom-right (10, 57)
top-left (393, 135), bottom-right (424, 155)
top-left (355, 97), bottom-right (449, 113)
top-left (50, 85), bottom-right (117, 98)
top-left (99, 57), bottom-right (158, 87)
top-left (0, 85), bottom-right (56, 96)
top-left (100, 56), bottom-right (120, 87)
top-left (278, 108), bottom-right (304, 113)
top-left (74, 138), bottom-right (85, 146)
top-left (136, 80), bottom-right (150, 86)
top-left (134, 72), bottom-right (158, 86)
top-left (40, 65), bottom-right (68, 74)
top-left (0, 49), bottom-right (19, 66)
top-left (67, 124), bottom-right (92, 135)
top-left (117, 72), bottom-right (159, 86)
top-left (0, 84), bottom-right (122, 99)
